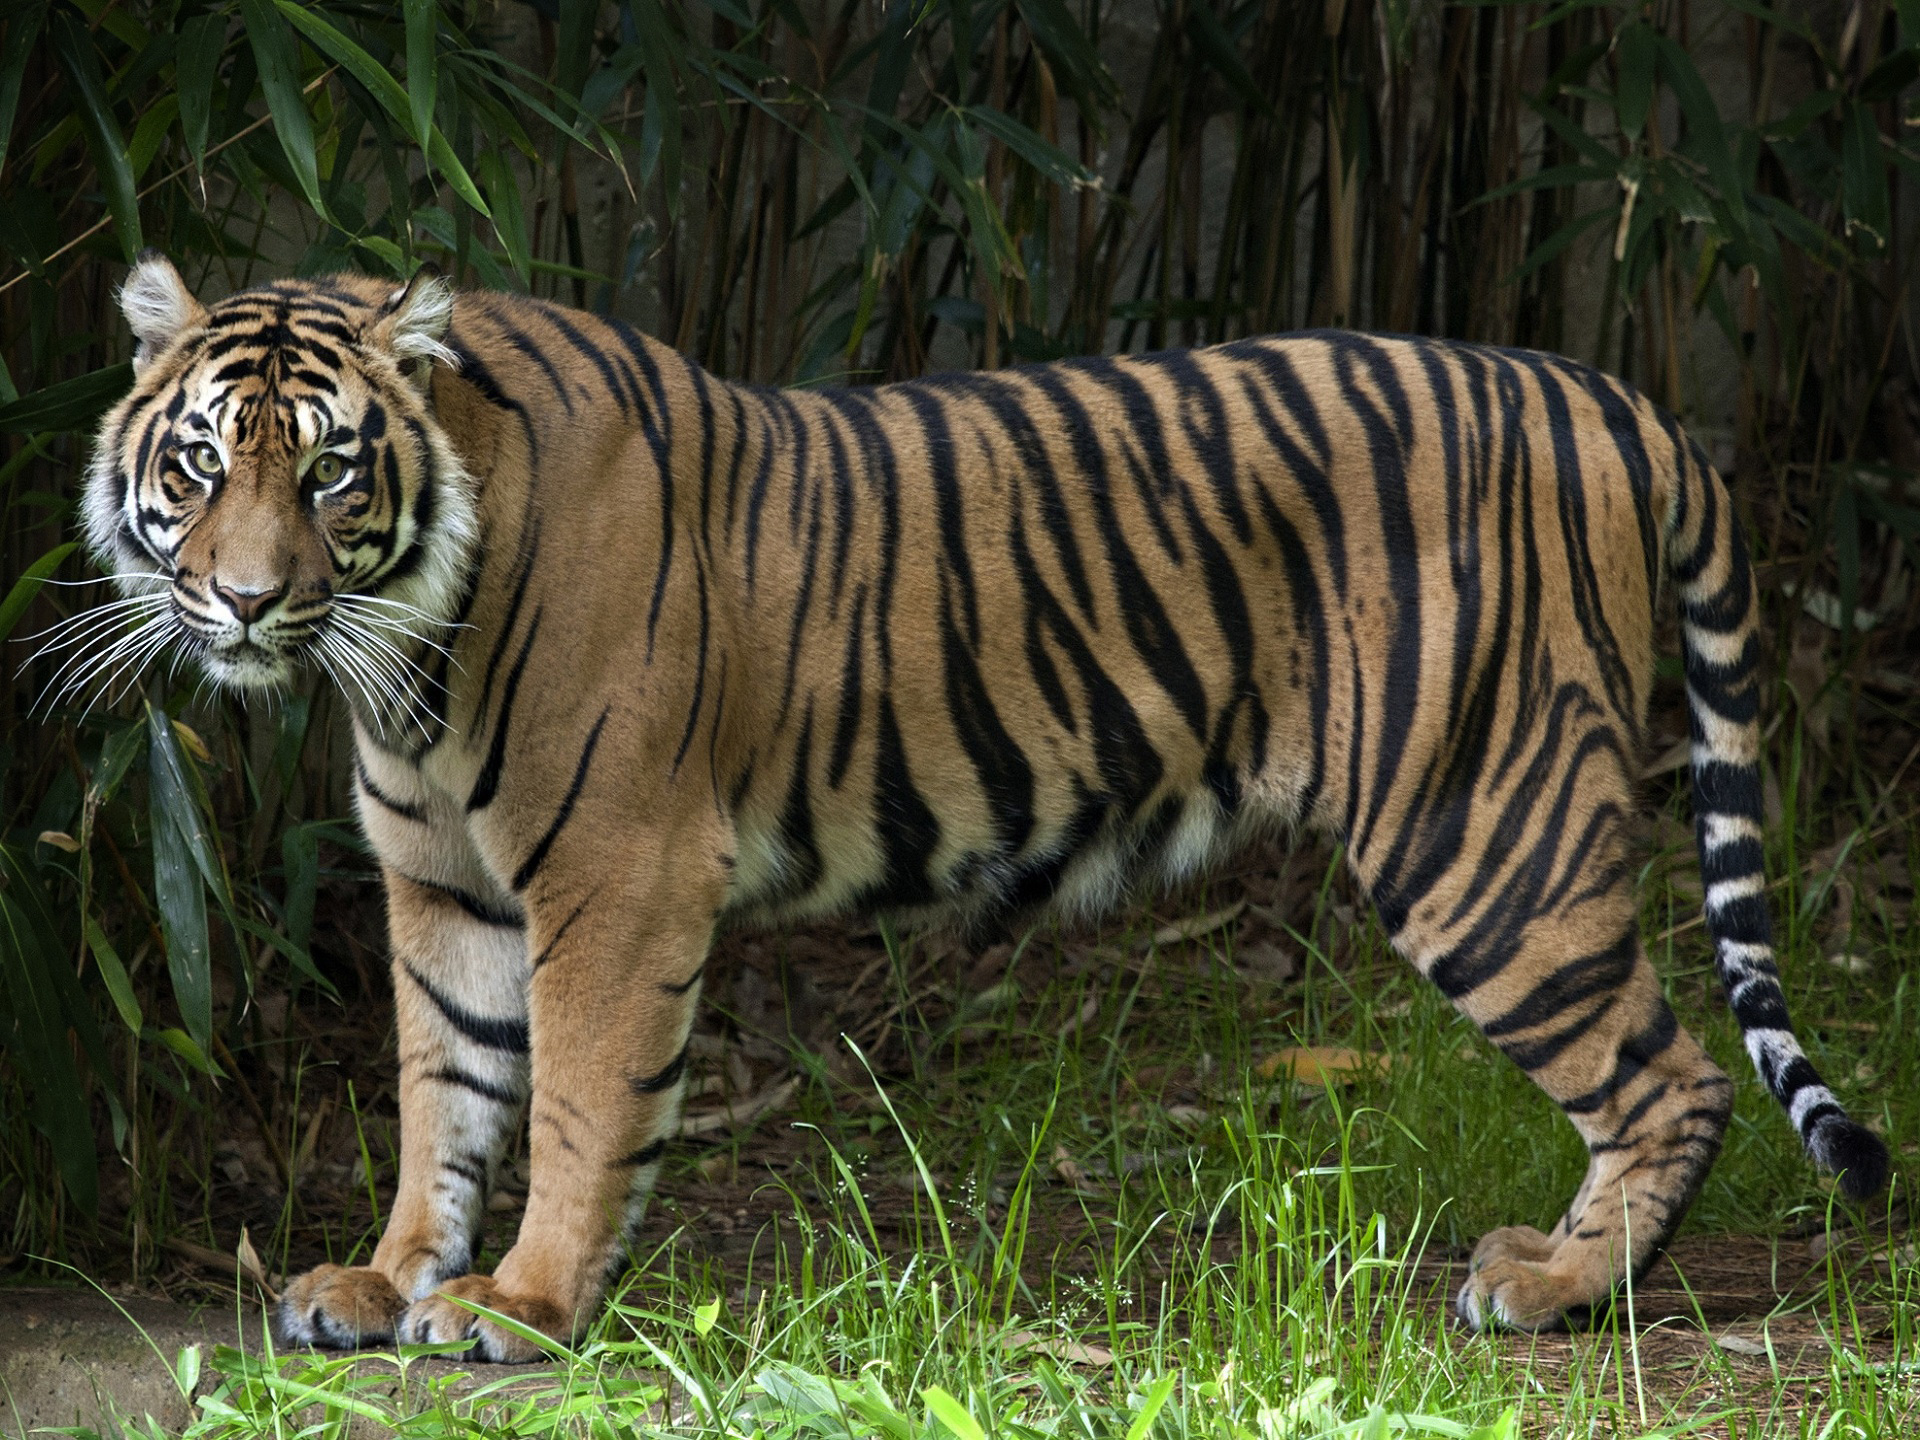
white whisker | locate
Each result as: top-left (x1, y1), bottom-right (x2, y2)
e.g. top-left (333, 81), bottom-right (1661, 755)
top-left (30, 572), bottom-right (171, 588)
top-left (326, 612), bottom-right (442, 739)
top-left (337, 591), bottom-right (470, 628)
top-left (39, 612), bottom-right (166, 702)
top-left (77, 623), bottom-right (177, 724)
top-left (19, 592), bottom-right (170, 653)
top-left (49, 611), bottom-right (174, 719)
top-left (317, 630), bottom-right (392, 735)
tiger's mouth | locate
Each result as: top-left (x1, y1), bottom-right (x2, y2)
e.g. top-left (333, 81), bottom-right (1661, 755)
top-left (195, 630), bottom-right (305, 692)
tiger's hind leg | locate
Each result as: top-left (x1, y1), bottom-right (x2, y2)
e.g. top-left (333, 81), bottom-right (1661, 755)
top-left (1376, 820), bottom-right (1734, 1330)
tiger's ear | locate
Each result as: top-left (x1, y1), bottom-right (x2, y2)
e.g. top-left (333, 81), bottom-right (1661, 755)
top-left (119, 252), bottom-right (206, 374)
top-left (374, 266), bottom-right (457, 388)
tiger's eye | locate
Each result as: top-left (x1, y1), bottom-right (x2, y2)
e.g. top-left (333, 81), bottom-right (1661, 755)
top-left (312, 453), bottom-right (345, 487)
top-left (185, 441), bottom-right (222, 478)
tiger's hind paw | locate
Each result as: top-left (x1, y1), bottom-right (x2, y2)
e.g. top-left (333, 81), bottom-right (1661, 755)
top-left (396, 1274), bottom-right (571, 1363)
top-left (277, 1264), bottom-right (407, 1349)
top-left (1455, 1226), bottom-right (1581, 1332)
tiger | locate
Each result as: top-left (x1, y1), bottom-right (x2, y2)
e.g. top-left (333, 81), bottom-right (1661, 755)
top-left (79, 251), bottom-right (1885, 1359)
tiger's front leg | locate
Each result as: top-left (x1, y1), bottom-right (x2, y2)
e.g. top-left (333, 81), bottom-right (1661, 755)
top-left (391, 855), bottom-right (721, 1361)
top-left (279, 864), bottom-right (531, 1349)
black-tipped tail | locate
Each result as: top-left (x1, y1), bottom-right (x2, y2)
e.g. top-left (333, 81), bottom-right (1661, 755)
top-left (1808, 1113), bottom-right (1891, 1201)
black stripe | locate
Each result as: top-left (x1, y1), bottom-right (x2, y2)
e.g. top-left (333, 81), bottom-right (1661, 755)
top-left (444, 1153), bottom-right (490, 1188)
top-left (474, 525), bottom-right (541, 731)
top-left (938, 584), bottom-right (1035, 857)
top-left (488, 313), bottom-right (577, 414)
top-left (629, 1040), bottom-right (689, 1095)
top-left (670, 550), bottom-right (712, 777)
top-left (611, 1138), bottom-right (666, 1169)
top-left (531, 891), bottom-right (594, 969)
top-left (513, 707), bottom-right (611, 891)
top-left (403, 960), bottom-right (530, 1052)
top-left (427, 1066), bottom-right (521, 1105)
top-left (774, 706), bottom-right (824, 902)
top-left (659, 963), bottom-right (705, 997)
top-left (904, 387), bottom-right (980, 646)
top-left (535, 302), bottom-right (633, 417)
top-left (849, 696), bottom-right (943, 910)
top-left (400, 872), bottom-right (524, 928)
top-left (356, 757), bottom-right (424, 821)
top-left (1027, 365), bottom-right (1209, 742)
top-left (468, 606), bottom-right (544, 811)
top-left (827, 583), bottom-right (868, 789)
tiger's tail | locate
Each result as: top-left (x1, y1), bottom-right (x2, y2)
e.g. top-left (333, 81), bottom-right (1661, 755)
top-left (1666, 439), bottom-right (1888, 1200)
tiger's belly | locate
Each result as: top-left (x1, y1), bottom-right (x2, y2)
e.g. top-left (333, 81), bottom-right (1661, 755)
top-left (716, 647), bottom-right (1318, 935)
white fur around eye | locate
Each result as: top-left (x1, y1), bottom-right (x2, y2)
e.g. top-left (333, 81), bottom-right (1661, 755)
top-left (180, 435), bottom-right (226, 487)
top-left (308, 452), bottom-right (356, 494)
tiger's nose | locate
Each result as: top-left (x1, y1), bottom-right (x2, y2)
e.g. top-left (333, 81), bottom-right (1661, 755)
top-left (213, 581), bottom-right (285, 625)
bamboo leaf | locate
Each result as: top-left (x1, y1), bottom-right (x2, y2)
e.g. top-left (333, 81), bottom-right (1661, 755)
top-left (0, 541), bottom-right (75, 643)
top-left (148, 703), bottom-right (215, 1056)
top-left (1016, 0), bottom-right (1120, 113)
top-left (630, 0), bottom-right (682, 203)
top-left (1652, 35), bottom-right (1748, 233)
top-left (0, 363), bottom-right (132, 434)
top-left (48, 6), bottom-right (143, 261)
top-left (0, 3), bottom-right (45, 179)
top-left (0, 848), bottom-right (99, 1210)
top-left (241, 0), bottom-right (324, 218)
top-left (85, 916), bottom-right (143, 1035)
top-left (966, 104), bottom-right (1094, 187)
top-left (1857, 46), bottom-right (1919, 103)
top-left (1839, 99), bottom-right (1890, 251)
top-left (477, 146), bottom-right (530, 285)
top-left (1185, 2), bottom-right (1269, 116)
top-left (176, 12), bottom-right (227, 172)
top-left (129, 94), bottom-right (181, 182)
top-left (404, 0), bottom-right (437, 150)
top-left (270, 0), bottom-right (488, 216)
top-left (1503, 204), bottom-right (1613, 286)
top-left (555, 0), bottom-right (596, 124)
top-left (1614, 20), bottom-right (1655, 142)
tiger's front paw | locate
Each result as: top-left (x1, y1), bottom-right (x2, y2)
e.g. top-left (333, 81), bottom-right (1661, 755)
top-left (278, 1264), bottom-right (408, 1349)
top-left (1456, 1253), bottom-right (1581, 1331)
top-left (397, 1274), bottom-right (572, 1363)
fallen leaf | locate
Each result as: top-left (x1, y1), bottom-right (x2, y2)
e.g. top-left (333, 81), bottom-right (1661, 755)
top-left (1255, 1045), bottom-right (1393, 1087)
top-left (1149, 900), bottom-right (1246, 947)
top-left (679, 1075), bottom-right (798, 1137)
top-left (1001, 1330), bottom-right (1113, 1366)
top-left (36, 830), bottom-right (79, 852)
top-left (1237, 940), bottom-right (1297, 984)
top-left (1056, 994), bottom-right (1099, 1039)
top-left (237, 1225), bottom-right (280, 1304)
top-left (1716, 1331), bottom-right (1768, 1357)
top-left (1640, 737), bottom-right (1692, 779)
top-left (1051, 1145), bottom-right (1089, 1186)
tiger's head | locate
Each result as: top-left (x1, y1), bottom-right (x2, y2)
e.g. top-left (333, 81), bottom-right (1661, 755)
top-left (78, 254), bottom-right (478, 703)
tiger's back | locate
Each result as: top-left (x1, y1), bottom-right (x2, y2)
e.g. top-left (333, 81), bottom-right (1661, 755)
top-left (83, 260), bottom-right (1883, 1359)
